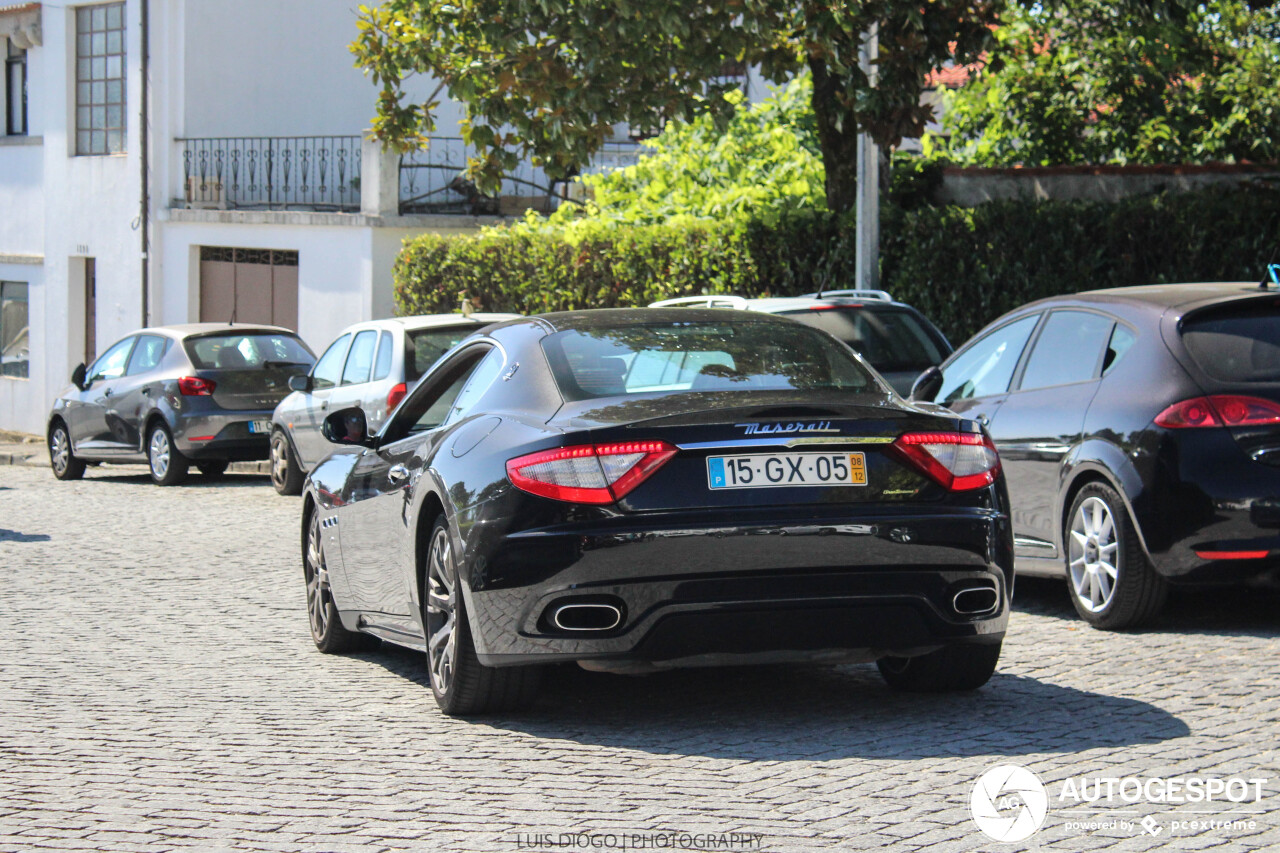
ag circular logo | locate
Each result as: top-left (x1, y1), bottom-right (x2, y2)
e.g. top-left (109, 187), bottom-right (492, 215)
top-left (970, 764), bottom-right (1050, 842)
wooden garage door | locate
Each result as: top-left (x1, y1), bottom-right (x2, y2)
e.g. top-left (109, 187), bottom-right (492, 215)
top-left (199, 247), bottom-right (299, 330)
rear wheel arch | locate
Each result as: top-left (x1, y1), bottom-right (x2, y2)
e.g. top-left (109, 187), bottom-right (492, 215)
top-left (1059, 464), bottom-right (1151, 561)
top-left (141, 411), bottom-right (169, 453)
top-left (414, 491), bottom-right (448, 617)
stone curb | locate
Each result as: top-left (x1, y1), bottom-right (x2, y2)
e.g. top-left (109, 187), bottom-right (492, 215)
top-left (0, 450), bottom-right (268, 476)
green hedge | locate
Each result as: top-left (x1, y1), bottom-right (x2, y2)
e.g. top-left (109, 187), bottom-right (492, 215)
top-left (395, 185), bottom-right (1280, 345)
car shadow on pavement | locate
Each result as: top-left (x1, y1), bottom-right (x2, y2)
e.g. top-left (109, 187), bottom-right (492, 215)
top-left (0, 528), bottom-right (51, 542)
top-left (83, 470), bottom-right (270, 489)
top-left (1015, 575), bottom-right (1280, 638)
top-left (365, 644), bottom-right (1189, 761)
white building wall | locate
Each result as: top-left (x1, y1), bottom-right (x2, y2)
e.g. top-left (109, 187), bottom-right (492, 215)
top-left (181, 0), bottom-right (459, 139)
top-left (40, 1), bottom-right (146, 385)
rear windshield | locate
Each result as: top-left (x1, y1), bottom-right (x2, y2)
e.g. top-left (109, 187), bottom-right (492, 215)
top-left (1182, 305), bottom-right (1280, 382)
top-left (777, 306), bottom-right (948, 373)
top-left (184, 333), bottom-right (314, 370)
top-left (541, 321), bottom-right (877, 402)
top-left (406, 327), bottom-right (476, 381)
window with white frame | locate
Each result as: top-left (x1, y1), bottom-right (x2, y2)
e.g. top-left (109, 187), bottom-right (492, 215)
top-left (1, 282), bottom-right (29, 379)
top-left (75, 3), bottom-right (126, 155)
top-left (5, 39), bottom-right (26, 136)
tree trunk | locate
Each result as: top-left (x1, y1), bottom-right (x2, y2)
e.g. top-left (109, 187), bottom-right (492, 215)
top-left (809, 57), bottom-right (861, 215)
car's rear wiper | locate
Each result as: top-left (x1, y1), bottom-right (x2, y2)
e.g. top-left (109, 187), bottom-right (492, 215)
top-left (262, 360), bottom-right (310, 369)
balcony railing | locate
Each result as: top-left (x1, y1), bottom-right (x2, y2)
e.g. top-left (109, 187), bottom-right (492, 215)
top-left (399, 139), bottom-right (645, 216)
top-left (179, 136), bottom-right (362, 212)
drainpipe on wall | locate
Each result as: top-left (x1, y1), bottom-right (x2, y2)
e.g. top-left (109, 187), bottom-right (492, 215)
top-left (139, 0), bottom-right (150, 326)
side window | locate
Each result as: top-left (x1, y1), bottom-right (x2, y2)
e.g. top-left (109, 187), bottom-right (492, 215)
top-left (341, 330), bottom-right (378, 386)
top-left (443, 348), bottom-right (505, 426)
top-left (88, 337), bottom-right (134, 382)
top-left (1102, 325), bottom-right (1136, 376)
top-left (126, 335), bottom-right (167, 376)
top-left (938, 315), bottom-right (1039, 404)
top-left (372, 331), bottom-right (393, 381)
top-left (311, 333), bottom-right (350, 391)
top-left (392, 347), bottom-right (491, 438)
top-left (1018, 311), bottom-right (1116, 391)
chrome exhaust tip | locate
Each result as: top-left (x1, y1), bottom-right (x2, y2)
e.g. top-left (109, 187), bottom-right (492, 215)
top-left (953, 586), bottom-right (999, 615)
top-left (551, 603), bottom-right (623, 632)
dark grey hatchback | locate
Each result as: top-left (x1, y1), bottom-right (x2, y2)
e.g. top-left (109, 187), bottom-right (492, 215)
top-left (47, 323), bottom-right (315, 486)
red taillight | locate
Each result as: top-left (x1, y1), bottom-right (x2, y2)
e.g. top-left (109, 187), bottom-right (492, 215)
top-left (386, 382), bottom-right (407, 412)
top-left (1155, 395), bottom-right (1280, 429)
top-left (1194, 549), bottom-right (1269, 560)
top-left (178, 376), bottom-right (216, 396)
top-left (506, 440), bottom-right (678, 504)
top-left (892, 431), bottom-right (1000, 491)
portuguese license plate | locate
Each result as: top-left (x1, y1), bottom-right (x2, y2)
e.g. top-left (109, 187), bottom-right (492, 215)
top-left (247, 420), bottom-right (271, 434)
top-left (707, 452), bottom-right (867, 490)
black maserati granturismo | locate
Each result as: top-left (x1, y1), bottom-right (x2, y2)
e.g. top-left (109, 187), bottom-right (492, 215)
top-left (301, 309), bottom-right (1013, 715)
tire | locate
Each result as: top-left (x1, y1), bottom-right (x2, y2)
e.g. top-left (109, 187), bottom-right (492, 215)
top-left (423, 518), bottom-right (541, 716)
top-left (147, 421), bottom-right (189, 486)
top-left (877, 642), bottom-right (1002, 692)
top-left (197, 461), bottom-right (228, 478)
top-left (1065, 482), bottom-right (1167, 629)
top-left (304, 508), bottom-right (374, 653)
top-left (270, 429), bottom-right (305, 496)
top-left (48, 421), bottom-right (86, 481)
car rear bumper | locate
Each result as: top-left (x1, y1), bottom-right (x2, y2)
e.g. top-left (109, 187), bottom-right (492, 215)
top-left (1142, 429), bottom-right (1280, 583)
top-left (173, 411), bottom-right (272, 460)
top-left (463, 507), bottom-right (1012, 667)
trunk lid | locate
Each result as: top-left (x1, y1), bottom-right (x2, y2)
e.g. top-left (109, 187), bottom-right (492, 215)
top-left (552, 392), bottom-right (966, 511)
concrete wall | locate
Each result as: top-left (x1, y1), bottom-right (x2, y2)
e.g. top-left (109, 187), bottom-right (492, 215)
top-left (937, 165), bottom-right (1280, 207)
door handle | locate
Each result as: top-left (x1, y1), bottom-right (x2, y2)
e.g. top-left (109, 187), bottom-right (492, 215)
top-left (388, 464), bottom-right (410, 485)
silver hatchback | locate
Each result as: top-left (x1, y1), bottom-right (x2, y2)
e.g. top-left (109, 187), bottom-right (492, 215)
top-left (268, 313), bottom-right (520, 494)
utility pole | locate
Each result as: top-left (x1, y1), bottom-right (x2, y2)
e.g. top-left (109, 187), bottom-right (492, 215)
top-left (855, 25), bottom-right (879, 291)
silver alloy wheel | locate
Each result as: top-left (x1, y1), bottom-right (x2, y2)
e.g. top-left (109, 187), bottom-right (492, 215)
top-left (149, 427), bottom-right (171, 479)
top-left (50, 427), bottom-right (70, 476)
top-left (305, 512), bottom-right (332, 640)
top-left (1068, 496), bottom-right (1120, 613)
top-left (425, 526), bottom-right (458, 695)
top-left (270, 433), bottom-right (289, 489)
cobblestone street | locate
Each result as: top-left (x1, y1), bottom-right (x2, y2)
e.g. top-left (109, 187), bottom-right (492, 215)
top-left (1, 463), bottom-right (1278, 852)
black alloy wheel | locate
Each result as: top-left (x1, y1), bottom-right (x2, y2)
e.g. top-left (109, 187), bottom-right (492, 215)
top-left (147, 422), bottom-right (189, 486)
top-left (424, 518), bottom-right (540, 716)
top-left (1065, 482), bottom-right (1167, 629)
top-left (304, 509), bottom-right (372, 653)
top-left (877, 642), bottom-right (1002, 692)
top-left (270, 429), bottom-right (305, 496)
top-left (48, 421), bottom-right (86, 481)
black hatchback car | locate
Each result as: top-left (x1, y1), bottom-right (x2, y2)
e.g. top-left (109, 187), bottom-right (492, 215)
top-left (912, 282), bottom-right (1280, 629)
top-left (302, 309), bottom-right (1012, 716)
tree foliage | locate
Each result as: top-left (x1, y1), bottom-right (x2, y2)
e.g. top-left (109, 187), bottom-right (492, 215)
top-left (351, 0), bottom-right (1001, 212)
top-left (938, 0), bottom-right (1280, 165)
top-left (548, 76), bottom-right (825, 230)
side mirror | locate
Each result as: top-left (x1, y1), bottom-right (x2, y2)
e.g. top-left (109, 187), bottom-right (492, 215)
top-left (288, 374), bottom-right (313, 393)
top-left (322, 406), bottom-right (374, 447)
top-left (71, 363), bottom-right (87, 391)
top-left (909, 366), bottom-right (943, 403)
